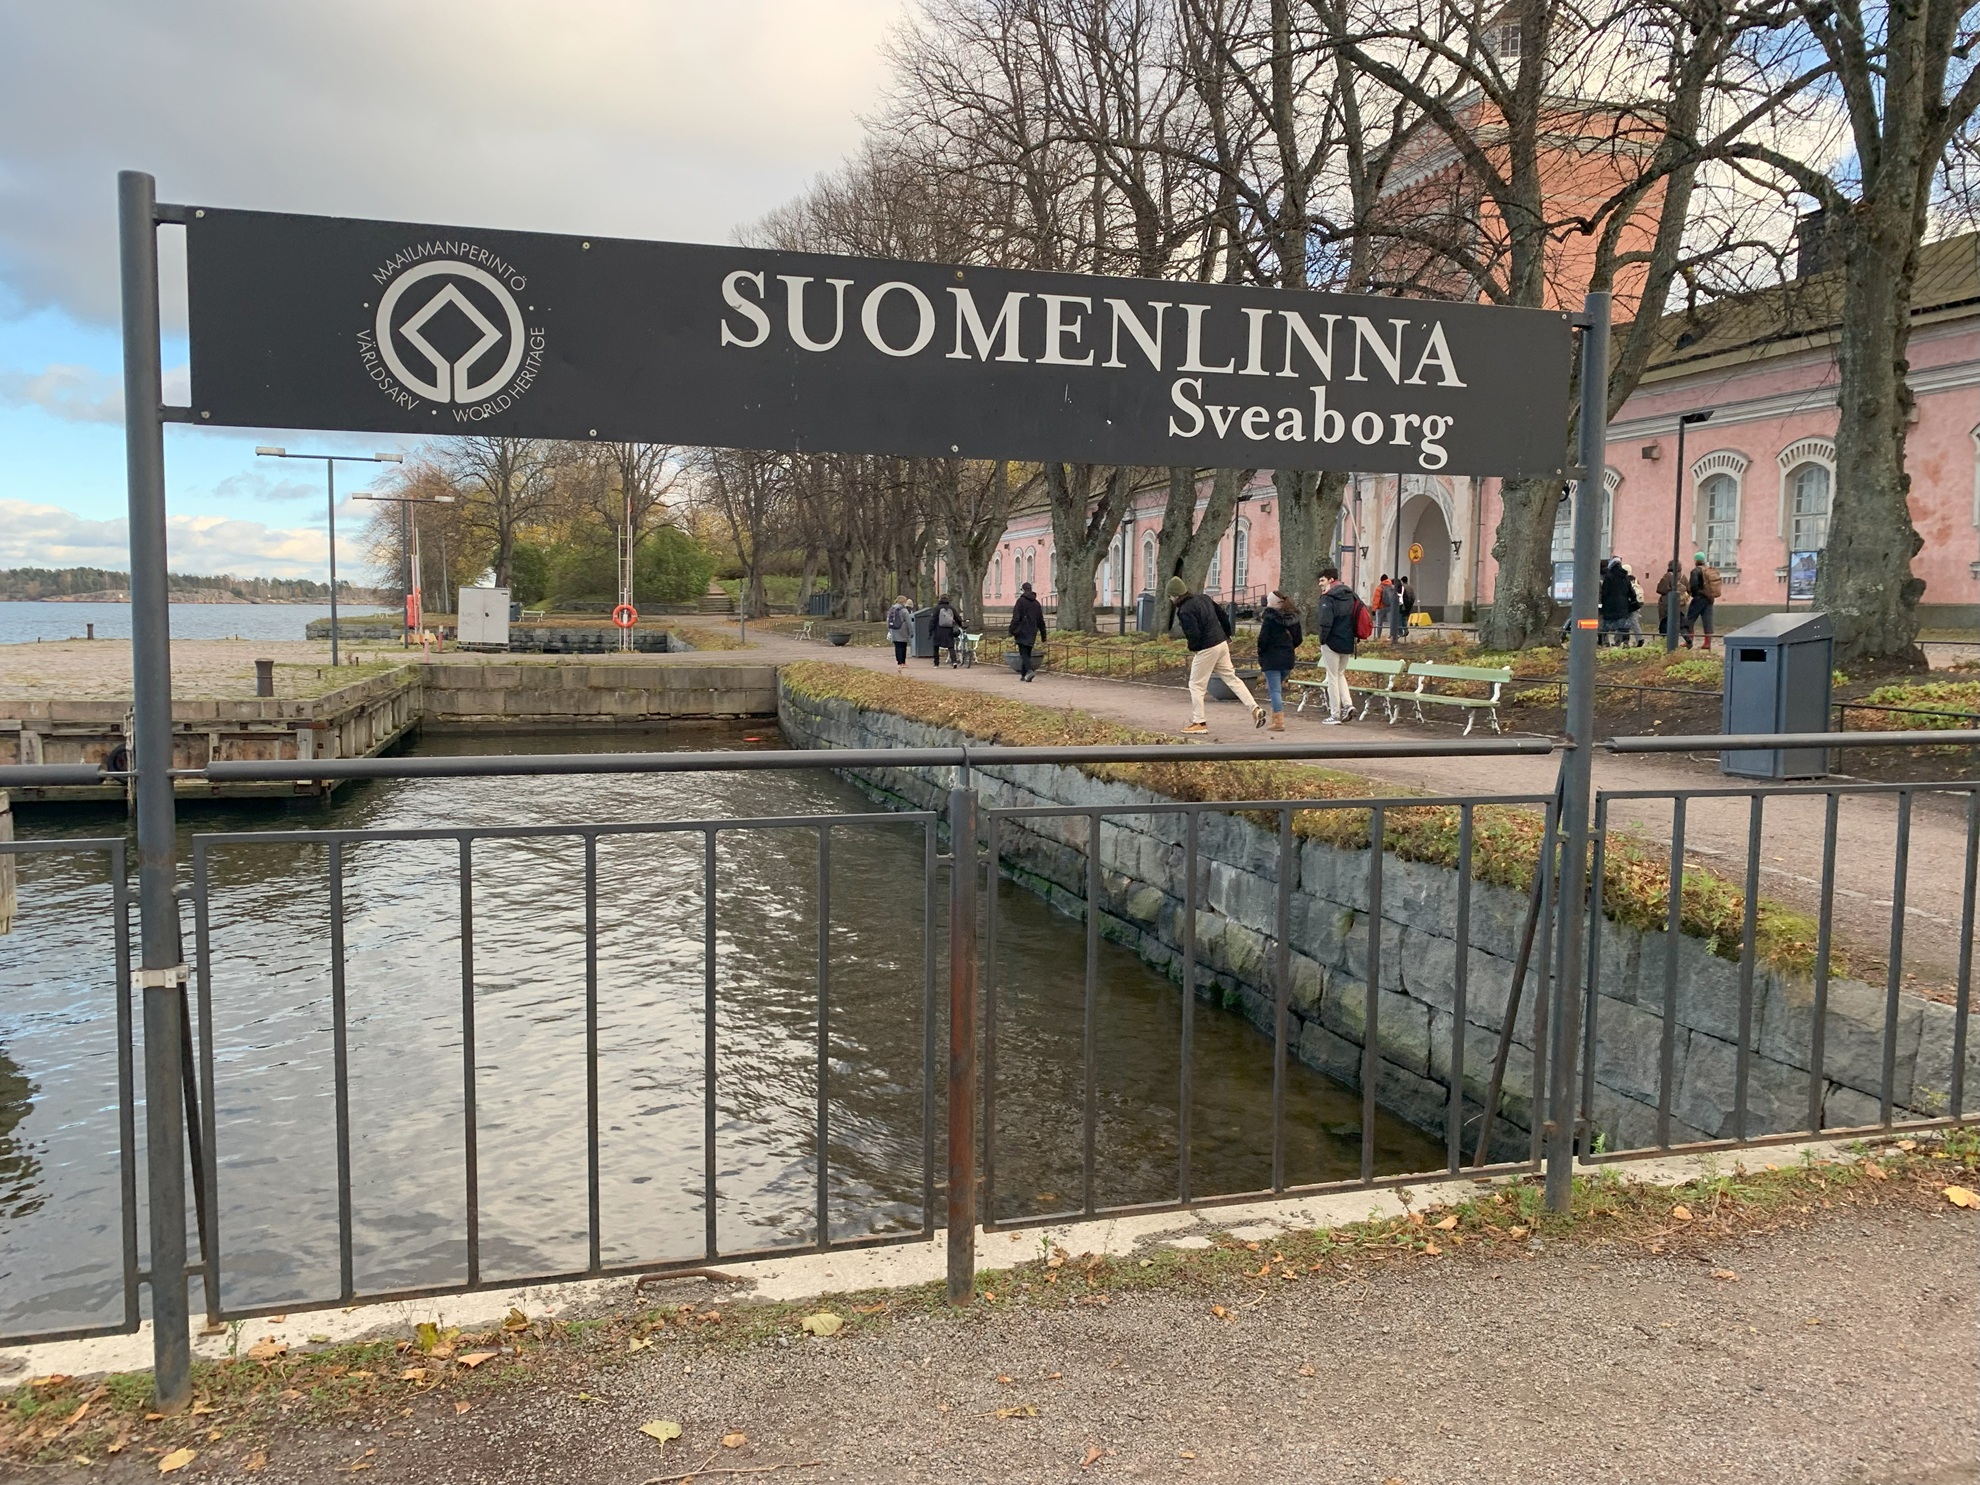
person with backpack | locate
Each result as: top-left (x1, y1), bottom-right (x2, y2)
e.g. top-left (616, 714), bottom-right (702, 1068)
top-left (1255, 588), bottom-right (1304, 732)
top-left (1314, 564), bottom-right (1367, 724)
top-left (1168, 575), bottom-right (1266, 733)
top-left (931, 594), bottom-right (964, 667)
top-left (1655, 559), bottom-right (1681, 638)
top-left (1598, 556), bottom-right (1633, 646)
top-left (1684, 552), bottom-right (1721, 649)
top-left (1373, 573), bottom-right (1396, 642)
top-left (885, 594), bottom-right (914, 671)
top-left (1397, 575), bottom-right (1416, 641)
top-left (1007, 581), bottom-right (1046, 681)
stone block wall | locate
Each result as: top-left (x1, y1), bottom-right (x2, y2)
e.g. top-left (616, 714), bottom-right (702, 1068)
top-left (420, 661), bottom-right (778, 727)
top-left (780, 683), bottom-right (1975, 1159)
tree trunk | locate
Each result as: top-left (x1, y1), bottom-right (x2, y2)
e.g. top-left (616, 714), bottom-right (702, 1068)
top-left (1045, 464), bottom-right (1138, 632)
top-left (1481, 477), bottom-right (1562, 650)
top-left (1152, 467), bottom-right (1248, 629)
top-left (1273, 468), bottom-right (1347, 622)
top-left (1817, 213), bottom-right (1928, 664)
top-left (796, 545), bottom-right (820, 611)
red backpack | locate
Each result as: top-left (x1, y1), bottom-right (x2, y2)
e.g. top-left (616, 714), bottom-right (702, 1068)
top-left (1353, 595), bottom-right (1374, 641)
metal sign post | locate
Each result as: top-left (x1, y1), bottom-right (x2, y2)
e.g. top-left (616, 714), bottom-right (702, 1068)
top-left (1545, 292), bottom-right (1611, 1213)
top-left (118, 169), bottom-right (192, 1412)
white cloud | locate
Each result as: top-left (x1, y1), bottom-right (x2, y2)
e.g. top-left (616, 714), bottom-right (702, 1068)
top-left (0, 0), bottom-right (907, 327)
top-left (0, 361), bottom-right (190, 422)
top-left (211, 469), bottom-right (321, 503)
top-left (0, 497), bottom-right (336, 578)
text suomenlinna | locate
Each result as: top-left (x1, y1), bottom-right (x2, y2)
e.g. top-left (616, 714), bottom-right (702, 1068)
top-left (719, 270), bottom-right (1469, 471)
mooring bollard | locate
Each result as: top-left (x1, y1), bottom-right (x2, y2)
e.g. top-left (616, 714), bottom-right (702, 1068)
top-left (946, 783), bottom-right (978, 1305)
top-left (254, 658), bottom-right (274, 697)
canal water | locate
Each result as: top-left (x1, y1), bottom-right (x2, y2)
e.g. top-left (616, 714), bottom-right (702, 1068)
top-left (0, 727), bottom-right (1438, 1334)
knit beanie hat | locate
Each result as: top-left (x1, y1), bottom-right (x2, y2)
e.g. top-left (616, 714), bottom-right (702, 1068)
top-left (1166, 576), bottom-right (1189, 599)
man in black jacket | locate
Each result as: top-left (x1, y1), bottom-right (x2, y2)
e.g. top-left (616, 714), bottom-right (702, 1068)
top-left (1314, 564), bottom-right (1360, 723)
top-left (1008, 582), bottom-right (1047, 680)
top-left (1168, 575), bottom-right (1266, 734)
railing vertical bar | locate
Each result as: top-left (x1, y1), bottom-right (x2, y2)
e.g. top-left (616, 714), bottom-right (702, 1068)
top-left (1271, 806), bottom-right (1293, 1194)
top-left (1580, 799), bottom-right (1608, 1152)
top-left (1180, 809), bottom-right (1198, 1205)
top-left (921, 817), bottom-right (938, 1236)
top-left (583, 832), bottom-right (601, 1274)
top-left (1448, 806), bottom-right (1473, 1175)
top-left (1952, 791), bottom-right (1978, 1120)
top-left (702, 828), bottom-right (719, 1261)
top-left (1083, 810), bottom-right (1100, 1217)
top-left (116, 844), bottom-right (141, 1329)
top-left (328, 842), bottom-right (354, 1303)
top-left (1362, 805), bottom-right (1385, 1186)
top-left (1530, 799), bottom-right (1555, 1170)
top-left (1880, 792), bottom-right (1912, 1127)
top-left (189, 844), bottom-right (218, 1324)
top-left (458, 836), bottom-right (478, 1286)
top-left (1658, 799), bottom-right (1686, 1148)
top-left (1733, 795), bottom-right (1763, 1142)
top-left (982, 813), bottom-right (1000, 1226)
top-left (815, 824), bottom-right (831, 1247)
top-left (1808, 793), bottom-right (1840, 1133)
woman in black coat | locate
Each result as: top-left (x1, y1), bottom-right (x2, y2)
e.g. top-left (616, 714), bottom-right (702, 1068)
top-left (1008, 582), bottom-right (1047, 680)
top-left (1256, 589), bottom-right (1303, 732)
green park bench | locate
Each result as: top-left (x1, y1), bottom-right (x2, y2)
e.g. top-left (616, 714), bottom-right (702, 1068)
top-left (1408, 662), bottom-right (1513, 735)
top-left (1288, 656), bottom-right (1410, 721)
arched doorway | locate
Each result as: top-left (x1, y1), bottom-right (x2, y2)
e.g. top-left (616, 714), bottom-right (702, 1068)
top-left (1398, 494), bottom-right (1453, 619)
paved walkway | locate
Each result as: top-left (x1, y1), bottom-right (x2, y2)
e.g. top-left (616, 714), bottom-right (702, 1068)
top-left (749, 634), bottom-right (1977, 991)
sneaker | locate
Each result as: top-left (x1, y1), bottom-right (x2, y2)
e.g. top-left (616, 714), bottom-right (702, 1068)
top-left (1320, 713), bottom-right (1344, 726)
top-left (1252, 705), bottom-right (1269, 729)
top-left (1182, 722), bottom-right (1209, 734)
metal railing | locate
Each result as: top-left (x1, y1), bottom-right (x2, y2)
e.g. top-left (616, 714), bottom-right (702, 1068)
top-left (2, 728), bottom-right (1975, 1374)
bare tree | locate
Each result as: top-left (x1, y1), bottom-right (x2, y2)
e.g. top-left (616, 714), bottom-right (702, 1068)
top-left (697, 448), bottom-right (791, 619)
top-left (444, 437), bottom-right (557, 588)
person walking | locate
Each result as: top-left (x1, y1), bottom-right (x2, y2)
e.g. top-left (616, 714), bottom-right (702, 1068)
top-left (1622, 562), bottom-right (1645, 645)
top-left (1396, 575), bottom-right (1415, 640)
top-left (931, 594), bottom-right (964, 667)
top-left (885, 593), bottom-right (914, 671)
top-left (1169, 575), bottom-right (1266, 734)
top-left (1256, 589), bottom-right (1303, 732)
top-left (1684, 551), bottom-right (1721, 649)
top-left (1008, 581), bottom-right (1046, 681)
top-left (1655, 559), bottom-right (1681, 639)
top-left (1373, 573), bottom-right (1396, 642)
top-left (1314, 564), bottom-right (1363, 724)
top-left (1598, 556), bottom-right (1632, 646)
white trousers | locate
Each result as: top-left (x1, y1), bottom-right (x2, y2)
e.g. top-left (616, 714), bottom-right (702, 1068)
top-left (1321, 648), bottom-right (1353, 717)
top-left (1187, 641), bottom-right (1255, 723)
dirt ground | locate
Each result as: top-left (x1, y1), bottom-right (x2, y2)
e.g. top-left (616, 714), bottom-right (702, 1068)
top-left (13, 1197), bottom-right (1975, 1485)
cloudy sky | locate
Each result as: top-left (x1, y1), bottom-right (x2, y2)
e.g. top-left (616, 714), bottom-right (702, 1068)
top-left (0, 0), bottom-right (905, 579)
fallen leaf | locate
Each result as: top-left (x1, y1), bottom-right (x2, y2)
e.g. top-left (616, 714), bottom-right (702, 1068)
top-left (503, 1308), bottom-right (529, 1331)
top-left (640, 1420), bottom-right (684, 1444)
top-left (1944, 1186), bottom-right (1979, 1209)
top-left (855, 1303), bottom-right (887, 1314)
top-left (1862, 1162), bottom-right (1887, 1181)
top-left (1046, 1372), bottom-right (1063, 1381)
top-left (627, 1338), bottom-right (652, 1353)
top-left (158, 1448), bottom-right (196, 1475)
top-left (722, 1432), bottom-right (747, 1448)
top-left (308, 1334), bottom-right (331, 1344)
top-left (270, 1315), bottom-right (287, 1323)
top-left (456, 1351), bottom-right (499, 1369)
top-left (1507, 1225), bottom-right (1530, 1240)
top-left (59, 1400), bottom-right (92, 1427)
top-left (429, 1343), bottom-right (455, 1360)
top-left (246, 1339), bottom-right (287, 1362)
top-left (1296, 1365), bottom-right (1316, 1377)
top-left (1210, 1304), bottom-right (1230, 1320)
top-left (1422, 1243), bottom-right (1442, 1257)
top-left (188, 1402), bottom-right (214, 1416)
top-left (1897, 1139), bottom-right (1918, 1152)
top-left (1179, 1450), bottom-right (1197, 1460)
top-left (994, 1404), bottom-right (1039, 1419)
top-left (455, 1401), bottom-right (473, 1416)
top-left (243, 1450), bottom-right (268, 1472)
top-left (1711, 1269), bottom-right (1737, 1281)
top-left (799, 1312), bottom-right (843, 1337)
top-left (1081, 1445), bottom-right (1105, 1468)
top-left (1432, 1214), bottom-right (1459, 1230)
top-left (414, 1321), bottom-right (439, 1352)
top-left (996, 1374), bottom-right (1014, 1384)
top-left (1670, 1205), bottom-right (1693, 1222)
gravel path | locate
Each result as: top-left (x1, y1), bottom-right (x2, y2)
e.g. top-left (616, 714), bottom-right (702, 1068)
top-left (53, 1200), bottom-right (1974, 1485)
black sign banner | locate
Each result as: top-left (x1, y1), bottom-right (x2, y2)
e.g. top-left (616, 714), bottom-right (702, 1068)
top-left (186, 208), bottom-right (1573, 477)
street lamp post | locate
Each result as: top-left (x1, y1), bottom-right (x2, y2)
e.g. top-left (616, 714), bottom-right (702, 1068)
top-left (1666, 410), bottom-right (1715, 651)
top-left (256, 448), bottom-right (404, 665)
top-left (353, 491), bottom-right (456, 646)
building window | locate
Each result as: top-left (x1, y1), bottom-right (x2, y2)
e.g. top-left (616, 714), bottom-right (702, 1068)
top-left (1700, 473), bottom-right (1739, 566)
top-left (1788, 463), bottom-right (1830, 550)
top-left (1024, 548), bottom-right (1035, 588)
top-left (993, 555), bottom-right (1003, 599)
top-left (1050, 550), bottom-right (1060, 593)
top-left (1549, 480), bottom-right (1615, 561)
top-left (1141, 532), bottom-right (1157, 593)
top-left (1493, 21), bottom-right (1520, 58)
top-left (1206, 549), bottom-right (1222, 592)
top-left (1233, 519), bottom-right (1250, 591)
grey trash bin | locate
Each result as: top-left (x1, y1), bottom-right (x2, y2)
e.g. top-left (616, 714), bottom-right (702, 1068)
top-left (910, 606), bottom-right (937, 659)
top-left (1720, 610), bottom-right (1833, 779)
top-left (1136, 591), bottom-right (1157, 633)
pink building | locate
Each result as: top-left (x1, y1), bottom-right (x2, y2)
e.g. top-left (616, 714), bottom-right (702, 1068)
top-left (984, 233), bottom-right (1980, 632)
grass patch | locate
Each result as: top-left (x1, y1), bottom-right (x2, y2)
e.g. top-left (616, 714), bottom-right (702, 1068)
top-left (783, 660), bottom-right (1836, 972)
top-left (665, 624), bottom-right (751, 652)
top-left (8, 1133), bottom-right (1969, 1468)
top-left (1849, 679), bottom-right (1980, 729)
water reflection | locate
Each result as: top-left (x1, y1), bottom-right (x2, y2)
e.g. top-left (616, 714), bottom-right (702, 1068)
top-left (2, 726), bottom-right (1438, 1331)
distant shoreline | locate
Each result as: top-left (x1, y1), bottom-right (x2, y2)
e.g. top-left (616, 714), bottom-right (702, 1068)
top-left (17, 593), bottom-right (381, 606)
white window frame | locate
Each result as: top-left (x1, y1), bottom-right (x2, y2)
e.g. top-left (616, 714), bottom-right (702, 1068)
top-left (1233, 517), bottom-right (1251, 591)
top-left (1549, 469), bottom-right (1617, 562)
top-left (1775, 437), bottom-right (1835, 555)
top-left (1689, 448), bottom-right (1748, 577)
top-left (1140, 532), bottom-right (1157, 593)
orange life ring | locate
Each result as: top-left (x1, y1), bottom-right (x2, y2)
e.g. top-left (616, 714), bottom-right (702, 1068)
top-left (612, 603), bottom-right (638, 629)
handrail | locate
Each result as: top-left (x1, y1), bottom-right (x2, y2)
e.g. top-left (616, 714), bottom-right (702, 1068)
top-left (1607, 729), bottom-right (1980, 752)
